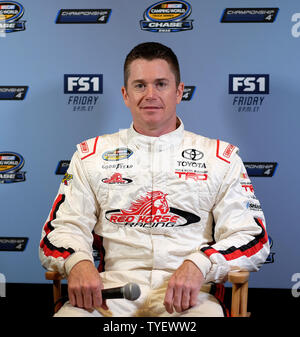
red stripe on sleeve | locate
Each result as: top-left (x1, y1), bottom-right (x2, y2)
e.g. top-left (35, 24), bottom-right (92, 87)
top-left (81, 136), bottom-right (99, 160)
top-left (42, 194), bottom-right (64, 236)
top-left (42, 243), bottom-right (73, 259)
top-left (40, 194), bottom-right (75, 259)
top-left (216, 139), bottom-right (231, 164)
top-left (202, 218), bottom-right (268, 261)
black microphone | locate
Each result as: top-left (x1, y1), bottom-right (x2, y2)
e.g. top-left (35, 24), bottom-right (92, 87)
top-left (102, 283), bottom-right (141, 301)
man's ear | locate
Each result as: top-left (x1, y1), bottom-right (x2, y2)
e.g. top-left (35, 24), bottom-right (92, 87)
top-left (121, 86), bottom-right (129, 107)
top-left (176, 82), bottom-right (184, 104)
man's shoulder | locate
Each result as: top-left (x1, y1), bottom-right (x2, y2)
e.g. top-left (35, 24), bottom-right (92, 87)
top-left (183, 130), bottom-right (239, 164)
top-left (76, 129), bottom-right (127, 161)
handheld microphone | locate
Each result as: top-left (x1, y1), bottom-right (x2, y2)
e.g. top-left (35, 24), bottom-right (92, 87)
top-left (102, 283), bottom-right (141, 301)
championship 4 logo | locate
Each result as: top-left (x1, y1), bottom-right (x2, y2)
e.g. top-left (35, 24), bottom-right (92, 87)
top-left (105, 191), bottom-right (200, 228)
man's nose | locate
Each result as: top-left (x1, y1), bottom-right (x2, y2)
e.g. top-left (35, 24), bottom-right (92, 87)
top-left (145, 84), bottom-right (157, 98)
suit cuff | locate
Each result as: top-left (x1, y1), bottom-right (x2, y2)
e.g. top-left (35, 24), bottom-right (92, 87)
top-left (185, 251), bottom-right (212, 279)
top-left (64, 251), bottom-right (94, 276)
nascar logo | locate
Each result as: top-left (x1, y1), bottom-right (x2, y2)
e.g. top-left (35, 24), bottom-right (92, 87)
top-left (140, 0), bottom-right (193, 32)
top-left (102, 148), bottom-right (133, 161)
top-left (0, 152), bottom-right (23, 172)
top-left (0, 1), bottom-right (25, 33)
top-left (0, 151), bottom-right (26, 183)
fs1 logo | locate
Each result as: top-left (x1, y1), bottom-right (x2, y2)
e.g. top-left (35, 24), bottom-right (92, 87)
top-left (229, 74), bottom-right (269, 113)
top-left (64, 74), bottom-right (103, 94)
top-left (229, 74), bottom-right (269, 94)
top-left (64, 74), bottom-right (103, 112)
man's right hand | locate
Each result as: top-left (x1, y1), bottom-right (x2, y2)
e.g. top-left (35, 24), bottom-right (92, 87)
top-left (67, 260), bottom-right (108, 311)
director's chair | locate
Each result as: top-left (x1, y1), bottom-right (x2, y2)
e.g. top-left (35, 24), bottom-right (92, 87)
top-left (45, 270), bottom-right (250, 317)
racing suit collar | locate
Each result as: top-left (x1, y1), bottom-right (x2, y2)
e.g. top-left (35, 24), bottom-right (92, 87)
top-left (127, 117), bottom-right (184, 151)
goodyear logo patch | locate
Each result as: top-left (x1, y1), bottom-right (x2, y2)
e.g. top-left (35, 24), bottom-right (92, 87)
top-left (140, 0), bottom-right (193, 32)
top-left (102, 148), bottom-right (133, 161)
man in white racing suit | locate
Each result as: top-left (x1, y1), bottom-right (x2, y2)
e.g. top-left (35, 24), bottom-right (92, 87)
top-left (39, 42), bottom-right (270, 317)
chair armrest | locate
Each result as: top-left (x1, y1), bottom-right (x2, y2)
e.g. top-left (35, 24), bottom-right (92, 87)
top-left (45, 271), bottom-right (64, 281)
top-left (45, 271), bottom-right (65, 313)
top-left (228, 270), bottom-right (249, 284)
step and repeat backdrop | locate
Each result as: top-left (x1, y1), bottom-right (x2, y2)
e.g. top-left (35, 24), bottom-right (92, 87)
top-left (0, 0), bottom-right (299, 289)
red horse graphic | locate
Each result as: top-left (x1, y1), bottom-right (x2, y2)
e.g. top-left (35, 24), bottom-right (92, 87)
top-left (105, 190), bottom-right (200, 227)
top-left (103, 172), bottom-right (126, 184)
top-left (121, 191), bottom-right (169, 216)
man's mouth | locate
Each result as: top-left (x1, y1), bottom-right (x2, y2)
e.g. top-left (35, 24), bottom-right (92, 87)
top-left (140, 106), bottom-right (163, 110)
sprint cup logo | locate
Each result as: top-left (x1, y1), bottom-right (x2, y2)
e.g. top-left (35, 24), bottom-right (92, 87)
top-left (105, 191), bottom-right (200, 228)
top-left (0, 1), bottom-right (26, 34)
top-left (0, 152), bottom-right (26, 183)
top-left (140, 0), bottom-right (193, 33)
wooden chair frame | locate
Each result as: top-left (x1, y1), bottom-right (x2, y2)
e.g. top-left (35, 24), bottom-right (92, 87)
top-left (45, 270), bottom-right (250, 317)
top-left (227, 271), bottom-right (250, 317)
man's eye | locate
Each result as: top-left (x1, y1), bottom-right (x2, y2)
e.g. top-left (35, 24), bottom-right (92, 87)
top-left (156, 81), bottom-right (168, 89)
top-left (134, 83), bottom-right (145, 90)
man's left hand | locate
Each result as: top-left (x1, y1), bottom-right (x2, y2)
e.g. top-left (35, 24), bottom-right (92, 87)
top-left (164, 260), bottom-right (205, 314)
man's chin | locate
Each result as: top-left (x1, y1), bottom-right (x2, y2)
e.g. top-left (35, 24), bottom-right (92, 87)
top-left (143, 117), bottom-right (163, 129)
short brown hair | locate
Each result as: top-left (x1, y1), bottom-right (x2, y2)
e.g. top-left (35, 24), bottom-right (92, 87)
top-left (123, 42), bottom-right (181, 88)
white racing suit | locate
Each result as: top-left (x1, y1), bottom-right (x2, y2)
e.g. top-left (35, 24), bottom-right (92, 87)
top-left (39, 120), bottom-right (270, 317)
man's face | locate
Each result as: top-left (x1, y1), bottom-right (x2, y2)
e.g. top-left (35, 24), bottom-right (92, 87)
top-left (121, 58), bottom-right (184, 135)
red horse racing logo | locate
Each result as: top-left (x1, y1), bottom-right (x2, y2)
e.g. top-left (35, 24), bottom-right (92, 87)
top-left (105, 191), bottom-right (200, 228)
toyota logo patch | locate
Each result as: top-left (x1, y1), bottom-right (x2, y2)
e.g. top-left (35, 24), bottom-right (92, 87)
top-left (182, 149), bottom-right (204, 161)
